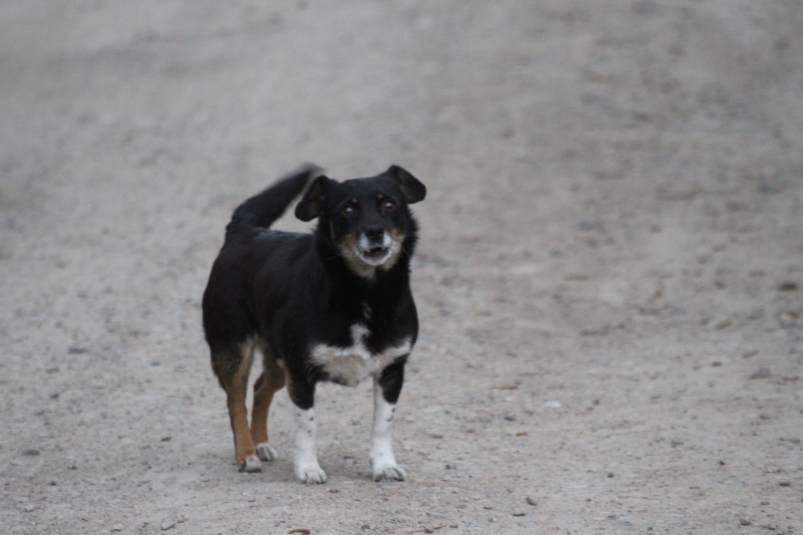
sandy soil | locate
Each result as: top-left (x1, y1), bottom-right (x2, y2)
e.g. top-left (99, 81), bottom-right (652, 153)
top-left (1, 1), bottom-right (803, 534)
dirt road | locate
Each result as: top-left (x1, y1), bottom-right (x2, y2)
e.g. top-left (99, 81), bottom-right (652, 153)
top-left (1, 1), bottom-right (802, 533)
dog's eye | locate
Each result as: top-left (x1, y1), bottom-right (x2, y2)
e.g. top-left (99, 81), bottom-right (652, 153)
top-left (341, 205), bottom-right (356, 217)
top-left (382, 199), bottom-right (397, 212)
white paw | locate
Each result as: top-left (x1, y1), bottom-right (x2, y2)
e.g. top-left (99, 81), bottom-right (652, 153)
top-left (256, 442), bottom-right (278, 462)
top-left (373, 464), bottom-right (407, 482)
top-left (296, 464), bottom-right (327, 484)
top-left (239, 454), bottom-right (262, 473)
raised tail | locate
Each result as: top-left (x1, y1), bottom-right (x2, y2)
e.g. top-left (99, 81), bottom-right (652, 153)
top-left (225, 164), bottom-right (321, 241)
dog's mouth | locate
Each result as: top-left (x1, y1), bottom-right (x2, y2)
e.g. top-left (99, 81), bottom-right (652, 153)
top-left (353, 231), bottom-right (397, 267)
top-left (356, 244), bottom-right (393, 266)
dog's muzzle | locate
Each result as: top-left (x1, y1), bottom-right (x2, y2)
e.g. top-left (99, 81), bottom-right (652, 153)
top-left (355, 231), bottom-right (394, 266)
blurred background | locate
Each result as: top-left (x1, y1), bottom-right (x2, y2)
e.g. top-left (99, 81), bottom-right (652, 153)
top-left (1, 1), bottom-right (802, 533)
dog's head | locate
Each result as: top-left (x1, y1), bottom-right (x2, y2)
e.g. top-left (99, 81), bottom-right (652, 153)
top-left (295, 165), bottom-right (426, 278)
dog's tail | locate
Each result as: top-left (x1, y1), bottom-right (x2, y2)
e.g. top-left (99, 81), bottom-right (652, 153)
top-left (225, 164), bottom-right (321, 241)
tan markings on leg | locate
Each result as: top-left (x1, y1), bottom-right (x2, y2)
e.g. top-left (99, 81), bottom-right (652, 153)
top-left (251, 349), bottom-right (287, 446)
top-left (220, 339), bottom-right (257, 467)
top-left (227, 392), bottom-right (256, 466)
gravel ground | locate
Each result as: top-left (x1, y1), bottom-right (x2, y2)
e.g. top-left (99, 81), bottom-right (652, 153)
top-left (1, 1), bottom-right (802, 534)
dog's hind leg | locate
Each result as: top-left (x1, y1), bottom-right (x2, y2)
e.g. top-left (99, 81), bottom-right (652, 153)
top-left (212, 339), bottom-right (261, 473)
top-left (251, 345), bottom-right (286, 462)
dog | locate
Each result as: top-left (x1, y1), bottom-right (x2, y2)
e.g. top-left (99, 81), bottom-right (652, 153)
top-left (202, 164), bottom-right (426, 483)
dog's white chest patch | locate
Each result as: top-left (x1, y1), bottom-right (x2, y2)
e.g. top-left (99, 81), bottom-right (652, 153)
top-left (310, 324), bottom-right (411, 386)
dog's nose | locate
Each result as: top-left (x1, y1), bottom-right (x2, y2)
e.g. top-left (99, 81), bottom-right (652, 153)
top-left (365, 225), bottom-right (385, 241)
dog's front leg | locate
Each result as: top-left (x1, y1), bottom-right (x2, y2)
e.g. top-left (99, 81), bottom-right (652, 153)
top-left (371, 359), bottom-right (407, 481)
top-left (288, 379), bottom-right (327, 484)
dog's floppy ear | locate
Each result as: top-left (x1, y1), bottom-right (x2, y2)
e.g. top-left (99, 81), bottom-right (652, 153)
top-left (295, 175), bottom-right (332, 221)
top-left (388, 165), bottom-right (426, 204)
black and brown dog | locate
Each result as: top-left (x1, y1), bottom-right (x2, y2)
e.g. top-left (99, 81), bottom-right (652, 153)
top-left (202, 165), bottom-right (426, 483)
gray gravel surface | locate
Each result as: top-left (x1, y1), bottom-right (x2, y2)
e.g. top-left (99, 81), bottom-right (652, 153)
top-left (2, 1), bottom-right (803, 534)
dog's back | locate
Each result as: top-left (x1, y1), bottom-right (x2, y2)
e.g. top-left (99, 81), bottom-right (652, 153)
top-left (203, 166), bottom-right (318, 355)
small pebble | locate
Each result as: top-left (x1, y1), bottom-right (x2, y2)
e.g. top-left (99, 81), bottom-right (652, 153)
top-left (779, 282), bottom-right (799, 292)
top-left (504, 413), bottom-right (516, 421)
top-left (113, 525), bottom-right (123, 532)
top-left (445, 462), bottom-right (457, 470)
top-left (740, 518), bottom-right (752, 526)
top-left (22, 504), bottom-right (35, 512)
top-left (750, 367), bottom-right (771, 379)
top-left (22, 448), bottom-right (40, 456)
top-left (161, 435), bottom-right (172, 442)
top-left (779, 480), bottom-right (791, 487)
top-left (607, 472), bottom-right (615, 478)
top-left (512, 511), bottom-right (526, 517)
top-left (160, 519), bottom-right (176, 531)
top-left (526, 495), bottom-right (538, 506)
